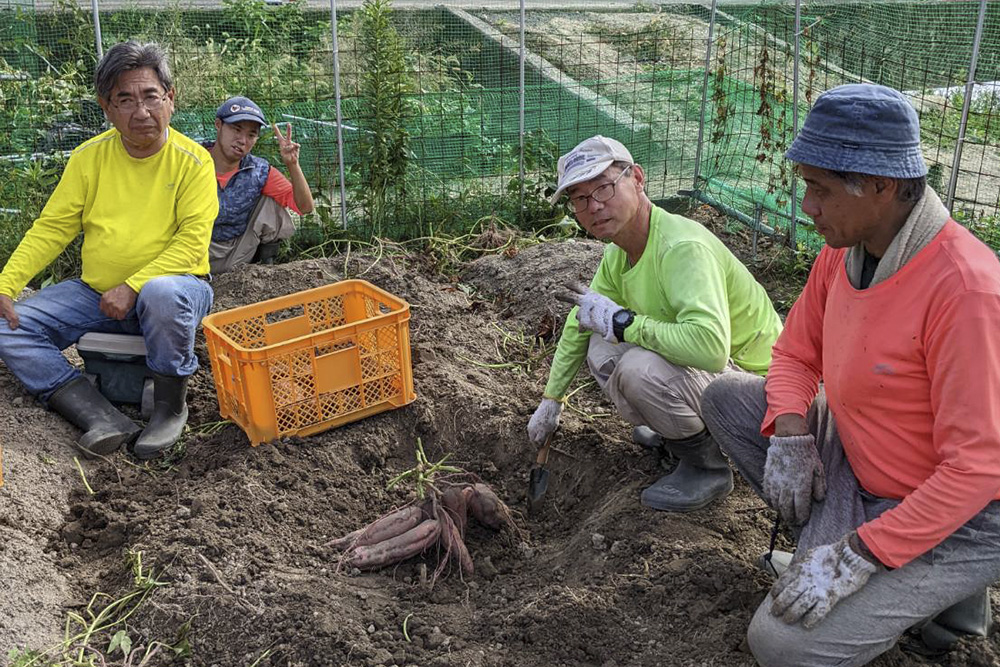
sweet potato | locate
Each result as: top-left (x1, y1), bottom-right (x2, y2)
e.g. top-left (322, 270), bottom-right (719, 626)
top-left (440, 485), bottom-right (470, 539)
top-left (327, 504), bottom-right (428, 550)
top-left (346, 518), bottom-right (441, 570)
top-left (438, 505), bottom-right (474, 576)
top-left (468, 483), bottom-right (513, 531)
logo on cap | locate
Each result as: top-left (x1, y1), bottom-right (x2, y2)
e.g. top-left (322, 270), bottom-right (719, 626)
top-left (564, 151), bottom-right (601, 173)
top-left (230, 104), bottom-right (241, 113)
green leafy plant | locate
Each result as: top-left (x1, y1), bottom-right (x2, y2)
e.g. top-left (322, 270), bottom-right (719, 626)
top-left (506, 128), bottom-right (562, 229)
top-left (954, 208), bottom-right (1000, 250)
top-left (919, 90), bottom-right (1000, 149)
top-left (5, 549), bottom-right (186, 667)
top-left (352, 0), bottom-right (413, 234)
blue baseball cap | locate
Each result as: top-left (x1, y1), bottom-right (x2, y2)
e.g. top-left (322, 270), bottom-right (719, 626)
top-left (786, 83), bottom-right (927, 178)
top-left (216, 96), bottom-right (267, 126)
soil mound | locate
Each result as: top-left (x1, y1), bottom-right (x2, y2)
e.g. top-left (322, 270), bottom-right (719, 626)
top-left (1, 215), bottom-right (996, 666)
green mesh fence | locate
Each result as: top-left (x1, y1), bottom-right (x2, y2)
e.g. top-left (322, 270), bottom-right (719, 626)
top-left (1, 0), bottom-right (998, 274)
top-left (701, 1), bottom-right (1000, 250)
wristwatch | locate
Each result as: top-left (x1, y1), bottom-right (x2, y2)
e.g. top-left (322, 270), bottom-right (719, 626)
top-left (612, 309), bottom-right (635, 343)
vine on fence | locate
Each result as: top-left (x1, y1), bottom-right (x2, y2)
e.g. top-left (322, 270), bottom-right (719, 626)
top-left (709, 34), bottom-right (731, 174)
top-left (753, 40), bottom-right (792, 212)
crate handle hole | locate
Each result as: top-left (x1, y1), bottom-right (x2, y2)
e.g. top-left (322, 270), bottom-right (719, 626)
top-left (266, 305), bottom-right (305, 324)
top-left (316, 341), bottom-right (355, 357)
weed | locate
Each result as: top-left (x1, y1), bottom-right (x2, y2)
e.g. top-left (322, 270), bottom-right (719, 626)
top-left (919, 91), bottom-right (1000, 149)
top-left (5, 549), bottom-right (182, 667)
top-left (587, 14), bottom-right (684, 69)
top-left (72, 456), bottom-right (95, 495)
top-left (954, 208), bottom-right (1000, 247)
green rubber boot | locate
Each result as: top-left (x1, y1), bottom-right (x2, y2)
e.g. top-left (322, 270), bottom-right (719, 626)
top-left (640, 429), bottom-right (733, 512)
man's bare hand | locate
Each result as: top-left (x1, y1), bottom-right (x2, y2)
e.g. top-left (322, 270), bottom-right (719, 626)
top-left (99, 283), bottom-right (137, 320)
top-left (0, 295), bottom-right (19, 329)
top-left (273, 122), bottom-right (301, 167)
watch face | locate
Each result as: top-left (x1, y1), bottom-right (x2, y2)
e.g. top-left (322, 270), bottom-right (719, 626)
top-left (614, 310), bottom-right (632, 326)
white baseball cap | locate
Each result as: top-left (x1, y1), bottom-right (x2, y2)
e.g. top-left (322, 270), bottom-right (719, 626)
top-left (550, 135), bottom-right (634, 204)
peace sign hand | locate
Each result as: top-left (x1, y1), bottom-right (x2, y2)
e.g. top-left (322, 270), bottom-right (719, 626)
top-left (273, 122), bottom-right (301, 167)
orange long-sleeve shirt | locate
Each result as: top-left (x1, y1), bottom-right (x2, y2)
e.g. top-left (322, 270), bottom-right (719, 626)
top-left (762, 220), bottom-right (1000, 568)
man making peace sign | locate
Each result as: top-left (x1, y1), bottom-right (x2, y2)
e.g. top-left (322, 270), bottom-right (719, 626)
top-left (205, 96), bottom-right (315, 274)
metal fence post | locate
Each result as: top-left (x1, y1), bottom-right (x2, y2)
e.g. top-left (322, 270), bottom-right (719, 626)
top-left (692, 0), bottom-right (718, 194)
top-left (518, 0), bottom-right (526, 223)
top-left (91, 0), bottom-right (103, 61)
top-left (946, 0), bottom-right (987, 212)
top-left (330, 0), bottom-right (348, 229)
top-left (787, 0), bottom-right (801, 249)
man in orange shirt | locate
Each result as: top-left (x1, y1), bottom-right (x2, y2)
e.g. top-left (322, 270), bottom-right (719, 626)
top-left (205, 96), bottom-right (314, 273)
top-left (702, 84), bottom-right (1000, 665)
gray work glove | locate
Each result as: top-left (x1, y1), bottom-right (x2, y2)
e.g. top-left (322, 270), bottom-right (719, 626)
top-left (763, 434), bottom-right (827, 525)
top-left (527, 398), bottom-right (562, 446)
top-left (771, 532), bottom-right (879, 628)
top-left (556, 284), bottom-right (620, 343)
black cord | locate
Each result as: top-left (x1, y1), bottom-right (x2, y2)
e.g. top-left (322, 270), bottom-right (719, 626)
top-left (762, 516), bottom-right (781, 578)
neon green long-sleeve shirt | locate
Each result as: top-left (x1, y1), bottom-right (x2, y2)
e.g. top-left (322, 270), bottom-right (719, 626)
top-left (543, 205), bottom-right (783, 400)
top-left (0, 127), bottom-right (218, 298)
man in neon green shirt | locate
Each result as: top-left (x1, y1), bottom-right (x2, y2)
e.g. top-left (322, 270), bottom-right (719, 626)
top-left (528, 136), bottom-right (782, 512)
top-left (0, 42), bottom-right (218, 459)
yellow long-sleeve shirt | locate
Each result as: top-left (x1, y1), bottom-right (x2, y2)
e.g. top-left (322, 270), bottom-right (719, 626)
top-left (0, 127), bottom-right (218, 297)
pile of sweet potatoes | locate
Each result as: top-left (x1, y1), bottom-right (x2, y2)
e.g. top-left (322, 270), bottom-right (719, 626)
top-left (327, 482), bottom-right (514, 578)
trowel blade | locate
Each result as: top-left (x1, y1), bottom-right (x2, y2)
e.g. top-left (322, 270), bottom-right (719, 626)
top-left (527, 465), bottom-right (550, 515)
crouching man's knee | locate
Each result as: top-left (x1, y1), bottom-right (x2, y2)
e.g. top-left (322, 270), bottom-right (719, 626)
top-left (747, 595), bottom-right (881, 667)
top-left (748, 600), bottom-right (816, 667)
top-left (703, 372), bottom-right (760, 418)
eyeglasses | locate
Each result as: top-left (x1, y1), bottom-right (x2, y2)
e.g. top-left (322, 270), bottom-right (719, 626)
top-left (111, 93), bottom-right (169, 113)
top-left (566, 165), bottom-right (633, 214)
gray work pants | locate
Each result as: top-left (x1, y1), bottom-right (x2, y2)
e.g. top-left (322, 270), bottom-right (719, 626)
top-left (586, 336), bottom-right (737, 440)
top-left (701, 372), bottom-right (1000, 667)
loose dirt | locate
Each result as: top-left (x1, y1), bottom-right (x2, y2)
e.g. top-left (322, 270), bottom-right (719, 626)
top-left (1, 206), bottom-right (998, 666)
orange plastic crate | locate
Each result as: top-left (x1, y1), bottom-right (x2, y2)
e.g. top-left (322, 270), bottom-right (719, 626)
top-left (202, 280), bottom-right (416, 446)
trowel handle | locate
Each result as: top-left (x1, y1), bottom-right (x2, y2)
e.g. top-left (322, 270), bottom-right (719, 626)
top-left (535, 431), bottom-right (555, 466)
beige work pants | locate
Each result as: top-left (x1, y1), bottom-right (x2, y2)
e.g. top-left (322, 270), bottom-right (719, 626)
top-left (209, 197), bottom-right (295, 275)
top-left (586, 335), bottom-right (739, 440)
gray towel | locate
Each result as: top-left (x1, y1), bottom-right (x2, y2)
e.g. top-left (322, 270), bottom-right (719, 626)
top-left (845, 186), bottom-right (950, 289)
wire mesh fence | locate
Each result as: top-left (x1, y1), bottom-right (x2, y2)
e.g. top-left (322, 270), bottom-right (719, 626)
top-left (1, 0), bottom-right (997, 273)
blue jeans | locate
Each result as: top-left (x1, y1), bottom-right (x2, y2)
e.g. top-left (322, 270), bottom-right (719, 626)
top-left (702, 373), bottom-right (1000, 667)
top-left (0, 277), bottom-right (213, 402)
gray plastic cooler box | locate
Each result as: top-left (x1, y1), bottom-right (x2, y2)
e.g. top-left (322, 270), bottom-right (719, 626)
top-left (77, 333), bottom-right (154, 416)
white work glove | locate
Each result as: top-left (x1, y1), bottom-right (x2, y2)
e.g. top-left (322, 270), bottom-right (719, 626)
top-left (763, 434), bottom-right (827, 525)
top-left (771, 532), bottom-right (879, 628)
top-left (527, 398), bottom-right (562, 445)
top-left (556, 284), bottom-right (620, 343)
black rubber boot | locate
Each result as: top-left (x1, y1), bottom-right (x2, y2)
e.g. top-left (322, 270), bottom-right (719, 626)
top-left (640, 429), bottom-right (734, 512)
top-left (254, 241), bottom-right (281, 265)
top-left (633, 425), bottom-right (664, 453)
top-left (48, 376), bottom-right (140, 457)
top-left (920, 589), bottom-right (994, 652)
top-left (133, 373), bottom-right (189, 460)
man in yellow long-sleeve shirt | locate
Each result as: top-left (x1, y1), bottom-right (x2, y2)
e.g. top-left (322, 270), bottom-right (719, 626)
top-left (0, 41), bottom-right (218, 460)
top-left (528, 136), bottom-right (782, 512)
